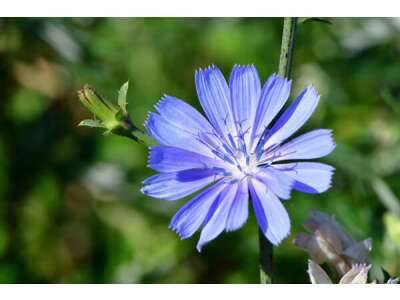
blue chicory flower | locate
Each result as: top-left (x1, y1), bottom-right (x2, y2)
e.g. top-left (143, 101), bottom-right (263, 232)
top-left (142, 65), bottom-right (335, 251)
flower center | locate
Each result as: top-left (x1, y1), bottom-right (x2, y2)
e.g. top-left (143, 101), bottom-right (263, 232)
top-left (198, 122), bottom-right (269, 180)
top-left (229, 150), bottom-right (259, 179)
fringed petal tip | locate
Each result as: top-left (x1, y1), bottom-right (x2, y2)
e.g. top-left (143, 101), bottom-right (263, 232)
top-left (196, 237), bottom-right (211, 252)
top-left (154, 94), bottom-right (190, 114)
top-left (325, 128), bottom-right (337, 151)
top-left (196, 244), bottom-right (203, 252)
top-left (170, 217), bottom-right (209, 247)
top-left (259, 227), bottom-right (291, 246)
top-left (197, 64), bottom-right (261, 78)
top-left (143, 111), bottom-right (152, 130)
top-left (285, 162), bottom-right (335, 194)
top-left (264, 230), bottom-right (291, 246)
top-left (196, 232), bottom-right (209, 252)
top-left (306, 84), bottom-right (320, 97)
top-left (146, 146), bottom-right (154, 166)
top-left (231, 63), bottom-right (256, 70)
top-left (195, 64), bottom-right (218, 74)
top-left (266, 225), bottom-right (291, 246)
top-left (139, 187), bottom-right (147, 195)
top-left (225, 218), bottom-right (247, 233)
top-left (169, 214), bottom-right (196, 241)
top-left (268, 129), bottom-right (336, 163)
top-left (168, 223), bottom-right (191, 241)
top-left (153, 94), bottom-right (170, 111)
top-left (196, 224), bottom-right (246, 252)
top-left (301, 85), bottom-right (321, 109)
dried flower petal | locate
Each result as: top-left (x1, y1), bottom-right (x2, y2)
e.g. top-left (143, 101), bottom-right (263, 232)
top-left (339, 264), bottom-right (371, 284)
top-left (387, 278), bottom-right (399, 284)
top-left (307, 260), bottom-right (333, 284)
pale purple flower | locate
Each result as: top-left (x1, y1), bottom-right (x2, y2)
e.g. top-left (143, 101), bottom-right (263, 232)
top-left (295, 210), bottom-right (372, 275)
top-left (142, 65), bottom-right (335, 251)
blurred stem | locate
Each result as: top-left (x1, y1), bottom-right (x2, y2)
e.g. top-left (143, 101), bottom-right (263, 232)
top-left (258, 228), bottom-right (273, 283)
top-left (258, 17), bottom-right (297, 284)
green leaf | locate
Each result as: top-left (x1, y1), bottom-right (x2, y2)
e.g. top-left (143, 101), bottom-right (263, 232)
top-left (381, 89), bottom-right (400, 115)
top-left (371, 178), bottom-right (400, 217)
top-left (118, 81), bottom-right (129, 114)
top-left (298, 17), bottom-right (332, 25)
top-left (78, 119), bottom-right (104, 128)
top-left (384, 212), bottom-right (400, 248)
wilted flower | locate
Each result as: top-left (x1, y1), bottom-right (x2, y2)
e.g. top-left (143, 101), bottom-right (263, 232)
top-left (308, 260), bottom-right (398, 284)
top-left (295, 210), bottom-right (372, 275)
top-left (142, 65), bottom-right (335, 251)
top-left (386, 278), bottom-right (400, 284)
top-left (308, 260), bottom-right (371, 284)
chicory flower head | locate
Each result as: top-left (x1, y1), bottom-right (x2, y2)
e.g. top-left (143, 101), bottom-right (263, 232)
top-left (142, 65), bottom-right (335, 251)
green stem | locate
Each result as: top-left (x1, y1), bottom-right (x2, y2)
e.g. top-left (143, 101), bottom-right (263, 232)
top-left (258, 17), bottom-right (297, 284)
top-left (278, 17), bottom-right (298, 78)
top-left (112, 118), bottom-right (149, 145)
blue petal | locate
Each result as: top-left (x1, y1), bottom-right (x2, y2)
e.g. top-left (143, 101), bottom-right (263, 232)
top-left (225, 178), bottom-right (249, 232)
top-left (264, 129), bottom-right (336, 162)
top-left (249, 178), bottom-right (291, 245)
top-left (251, 74), bottom-right (291, 149)
top-left (155, 95), bottom-right (215, 137)
top-left (149, 146), bottom-right (226, 173)
top-left (196, 183), bottom-right (239, 251)
top-left (169, 182), bottom-right (227, 239)
top-left (262, 86), bottom-right (320, 150)
top-left (229, 65), bottom-right (261, 144)
top-left (145, 112), bottom-right (214, 156)
top-left (195, 65), bottom-right (236, 145)
top-left (274, 162), bottom-right (335, 194)
top-left (141, 169), bottom-right (222, 200)
top-left (255, 167), bottom-right (295, 200)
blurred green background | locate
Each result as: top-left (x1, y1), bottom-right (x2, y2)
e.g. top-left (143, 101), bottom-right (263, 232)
top-left (1, 17), bottom-right (400, 283)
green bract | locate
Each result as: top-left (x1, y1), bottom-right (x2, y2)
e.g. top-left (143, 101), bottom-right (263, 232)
top-left (77, 82), bottom-right (144, 143)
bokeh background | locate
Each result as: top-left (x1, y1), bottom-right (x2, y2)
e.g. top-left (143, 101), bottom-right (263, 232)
top-left (1, 18), bottom-right (400, 283)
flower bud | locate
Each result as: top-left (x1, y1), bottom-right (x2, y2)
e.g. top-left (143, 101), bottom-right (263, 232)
top-left (77, 83), bottom-right (145, 143)
top-left (78, 84), bottom-right (120, 132)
